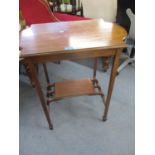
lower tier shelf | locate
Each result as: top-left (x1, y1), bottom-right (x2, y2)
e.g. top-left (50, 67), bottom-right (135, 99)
top-left (46, 78), bottom-right (105, 104)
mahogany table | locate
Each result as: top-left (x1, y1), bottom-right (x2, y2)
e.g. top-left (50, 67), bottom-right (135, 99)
top-left (20, 19), bottom-right (127, 129)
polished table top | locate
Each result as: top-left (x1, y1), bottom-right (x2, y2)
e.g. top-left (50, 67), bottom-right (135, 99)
top-left (20, 19), bottom-right (127, 58)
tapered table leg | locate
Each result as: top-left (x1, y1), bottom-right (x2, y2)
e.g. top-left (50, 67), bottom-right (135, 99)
top-left (28, 62), bottom-right (53, 129)
top-left (103, 49), bottom-right (122, 121)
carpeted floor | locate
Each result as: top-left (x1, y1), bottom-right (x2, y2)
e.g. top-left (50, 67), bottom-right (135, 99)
top-left (19, 60), bottom-right (135, 155)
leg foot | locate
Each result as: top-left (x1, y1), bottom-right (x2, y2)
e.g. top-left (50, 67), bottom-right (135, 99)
top-left (102, 116), bottom-right (107, 121)
top-left (49, 125), bottom-right (53, 130)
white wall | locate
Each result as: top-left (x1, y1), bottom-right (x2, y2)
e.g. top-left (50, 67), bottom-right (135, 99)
top-left (81, 0), bottom-right (117, 22)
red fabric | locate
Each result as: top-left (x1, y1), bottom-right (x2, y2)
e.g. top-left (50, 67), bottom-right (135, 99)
top-left (19, 0), bottom-right (58, 25)
top-left (19, 0), bottom-right (90, 26)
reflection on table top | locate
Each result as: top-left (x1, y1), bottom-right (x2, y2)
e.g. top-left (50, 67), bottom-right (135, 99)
top-left (20, 19), bottom-right (127, 58)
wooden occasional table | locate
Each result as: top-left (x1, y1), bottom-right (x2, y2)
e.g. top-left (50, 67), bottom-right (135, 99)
top-left (20, 19), bottom-right (127, 129)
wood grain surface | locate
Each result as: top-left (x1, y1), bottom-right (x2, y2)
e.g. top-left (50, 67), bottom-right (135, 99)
top-left (20, 19), bottom-right (127, 58)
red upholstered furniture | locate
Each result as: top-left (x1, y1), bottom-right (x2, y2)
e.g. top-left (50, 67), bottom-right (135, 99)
top-left (19, 0), bottom-right (90, 86)
top-left (19, 0), bottom-right (89, 26)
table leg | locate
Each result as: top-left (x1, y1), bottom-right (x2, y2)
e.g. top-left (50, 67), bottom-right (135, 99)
top-left (93, 58), bottom-right (97, 79)
top-left (42, 63), bottom-right (50, 84)
top-left (28, 62), bottom-right (53, 129)
top-left (103, 49), bottom-right (122, 121)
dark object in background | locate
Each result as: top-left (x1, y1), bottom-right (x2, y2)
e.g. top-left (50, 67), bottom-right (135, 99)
top-left (116, 0), bottom-right (135, 33)
top-left (116, 0), bottom-right (135, 56)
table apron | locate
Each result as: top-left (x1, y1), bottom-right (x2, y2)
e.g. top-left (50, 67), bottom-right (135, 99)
top-left (24, 48), bottom-right (118, 64)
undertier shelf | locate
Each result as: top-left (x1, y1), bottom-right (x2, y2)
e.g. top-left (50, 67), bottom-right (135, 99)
top-left (46, 78), bottom-right (105, 104)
